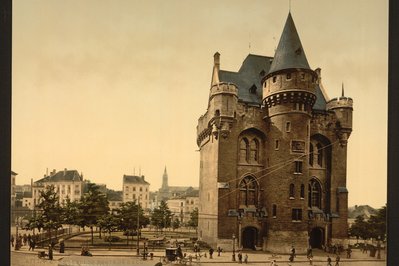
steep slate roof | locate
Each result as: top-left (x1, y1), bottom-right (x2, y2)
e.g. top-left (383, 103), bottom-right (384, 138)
top-left (123, 175), bottom-right (150, 185)
top-left (268, 12), bottom-right (311, 75)
top-left (218, 54), bottom-right (327, 110)
top-left (35, 170), bottom-right (82, 184)
top-left (219, 54), bottom-right (272, 105)
top-left (313, 84), bottom-right (327, 110)
top-left (216, 13), bottom-right (328, 110)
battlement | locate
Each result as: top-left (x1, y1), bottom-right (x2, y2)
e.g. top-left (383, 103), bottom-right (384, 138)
top-left (209, 82), bottom-right (238, 100)
top-left (326, 97), bottom-right (353, 110)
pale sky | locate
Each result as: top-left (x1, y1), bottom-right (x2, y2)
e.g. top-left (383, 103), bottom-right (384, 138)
top-left (12, 0), bottom-right (388, 208)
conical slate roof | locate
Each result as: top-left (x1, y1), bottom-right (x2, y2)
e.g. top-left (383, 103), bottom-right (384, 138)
top-left (268, 12), bottom-right (311, 75)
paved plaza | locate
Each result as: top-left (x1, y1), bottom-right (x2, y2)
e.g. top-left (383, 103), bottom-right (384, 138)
top-left (11, 244), bottom-right (386, 266)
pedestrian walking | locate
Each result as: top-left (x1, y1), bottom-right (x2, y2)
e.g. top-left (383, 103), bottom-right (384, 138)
top-left (327, 255), bottom-right (332, 266)
top-left (309, 255), bottom-right (313, 265)
top-left (244, 254), bottom-right (248, 264)
top-left (23, 234), bottom-right (27, 246)
top-left (335, 255), bottom-right (340, 266)
top-left (48, 244), bottom-right (53, 260)
top-left (10, 235), bottom-right (14, 247)
top-left (346, 246), bottom-right (352, 258)
top-left (209, 247), bottom-right (214, 259)
top-left (59, 240), bottom-right (65, 253)
top-left (217, 246), bottom-right (222, 256)
top-left (238, 251), bottom-right (243, 263)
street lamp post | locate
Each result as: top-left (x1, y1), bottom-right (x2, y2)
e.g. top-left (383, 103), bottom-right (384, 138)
top-left (143, 238), bottom-right (147, 260)
top-left (137, 196), bottom-right (141, 256)
top-left (377, 236), bottom-right (381, 259)
top-left (232, 233), bottom-right (236, 261)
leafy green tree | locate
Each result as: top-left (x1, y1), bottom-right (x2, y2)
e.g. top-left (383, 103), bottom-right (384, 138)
top-left (79, 183), bottom-right (110, 244)
top-left (97, 213), bottom-right (119, 250)
top-left (116, 201), bottom-right (149, 245)
top-left (367, 205), bottom-right (386, 240)
top-left (62, 197), bottom-right (82, 226)
top-left (349, 215), bottom-right (370, 241)
top-left (172, 218), bottom-right (180, 231)
top-left (187, 208), bottom-right (199, 229)
top-left (34, 185), bottom-right (64, 243)
top-left (150, 201), bottom-right (172, 231)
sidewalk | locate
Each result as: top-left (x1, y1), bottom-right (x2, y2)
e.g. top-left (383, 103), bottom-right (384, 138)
top-left (12, 244), bottom-right (386, 265)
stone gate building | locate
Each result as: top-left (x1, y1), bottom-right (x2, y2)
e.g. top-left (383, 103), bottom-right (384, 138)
top-left (196, 13), bottom-right (353, 254)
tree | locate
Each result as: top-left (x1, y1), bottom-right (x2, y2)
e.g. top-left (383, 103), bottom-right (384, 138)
top-left (79, 183), bottom-right (110, 244)
top-left (116, 201), bottom-right (148, 245)
top-left (187, 208), bottom-right (199, 229)
top-left (367, 205), bottom-right (386, 240)
top-left (97, 214), bottom-right (119, 250)
top-left (150, 201), bottom-right (172, 231)
top-left (62, 197), bottom-right (81, 227)
top-left (172, 218), bottom-right (180, 231)
top-left (34, 185), bottom-right (64, 244)
top-left (349, 215), bottom-right (369, 241)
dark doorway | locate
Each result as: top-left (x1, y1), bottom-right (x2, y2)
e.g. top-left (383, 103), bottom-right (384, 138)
top-left (242, 227), bottom-right (257, 250)
top-left (309, 227), bottom-right (324, 248)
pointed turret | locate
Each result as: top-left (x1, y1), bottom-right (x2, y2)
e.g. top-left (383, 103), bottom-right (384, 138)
top-left (211, 52), bottom-right (220, 86)
top-left (268, 12), bottom-right (311, 76)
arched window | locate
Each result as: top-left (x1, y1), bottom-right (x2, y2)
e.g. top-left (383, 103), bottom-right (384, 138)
top-left (316, 143), bottom-right (323, 167)
top-left (250, 138), bottom-right (259, 163)
top-left (239, 176), bottom-right (258, 206)
top-left (308, 179), bottom-right (322, 208)
top-left (289, 184), bottom-right (295, 199)
top-left (240, 138), bottom-right (249, 163)
top-left (309, 143), bottom-right (314, 166)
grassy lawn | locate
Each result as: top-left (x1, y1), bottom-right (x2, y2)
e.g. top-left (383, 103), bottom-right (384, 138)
top-left (63, 228), bottom-right (197, 250)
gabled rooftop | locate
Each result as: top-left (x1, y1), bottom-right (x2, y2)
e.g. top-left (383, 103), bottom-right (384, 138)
top-left (35, 169), bottom-right (83, 184)
top-left (123, 175), bottom-right (150, 185)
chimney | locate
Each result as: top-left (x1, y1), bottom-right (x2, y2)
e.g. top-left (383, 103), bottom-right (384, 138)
top-left (142, 175), bottom-right (145, 181)
top-left (64, 168), bottom-right (67, 176)
top-left (52, 169), bottom-right (56, 175)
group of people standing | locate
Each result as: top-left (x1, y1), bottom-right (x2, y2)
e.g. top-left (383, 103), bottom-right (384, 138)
top-left (10, 233), bottom-right (36, 251)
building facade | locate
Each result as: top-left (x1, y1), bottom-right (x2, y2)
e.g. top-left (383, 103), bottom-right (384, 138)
top-left (32, 168), bottom-right (84, 208)
top-left (196, 13), bottom-right (353, 253)
top-left (167, 189), bottom-right (199, 224)
top-left (122, 175), bottom-right (150, 210)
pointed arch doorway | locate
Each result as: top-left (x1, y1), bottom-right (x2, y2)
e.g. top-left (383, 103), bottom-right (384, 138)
top-left (309, 227), bottom-right (324, 248)
top-left (242, 226), bottom-right (258, 250)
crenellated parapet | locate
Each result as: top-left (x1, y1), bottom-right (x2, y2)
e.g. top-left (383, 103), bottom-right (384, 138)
top-left (326, 96), bottom-right (353, 146)
top-left (209, 82), bottom-right (238, 100)
top-left (326, 96), bottom-right (353, 110)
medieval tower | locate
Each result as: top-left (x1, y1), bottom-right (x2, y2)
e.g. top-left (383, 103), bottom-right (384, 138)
top-left (196, 13), bottom-right (353, 253)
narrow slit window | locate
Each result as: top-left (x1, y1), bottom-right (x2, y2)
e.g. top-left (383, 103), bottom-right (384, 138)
top-left (275, 140), bottom-right (280, 150)
top-left (286, 122), bottom-right (291, 132)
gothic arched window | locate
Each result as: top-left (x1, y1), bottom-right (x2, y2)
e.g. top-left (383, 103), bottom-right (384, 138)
top-left (239, 176), bottom-right (258, 206)
top-left (240, 138), bottom-right (250, 163)
top-left (308, 179), bottom-right (322, 208)
top-left (250, 138), bottom-right (259, 163)
top-left (316, 143), bottom-right (323, 167)
top-left (309, 143), bottom-right (314, 166)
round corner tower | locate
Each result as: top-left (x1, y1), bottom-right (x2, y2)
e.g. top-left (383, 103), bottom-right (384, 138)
top-left (261, 12), bottom-right (317, 253)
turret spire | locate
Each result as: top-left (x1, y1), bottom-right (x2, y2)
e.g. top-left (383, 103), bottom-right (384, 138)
top-left (211, 52), bottom-right (220, 86)
top-left (268, 13), bottom-right (311, 75)
top-left (342, 82), bottom-right (345, 97)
